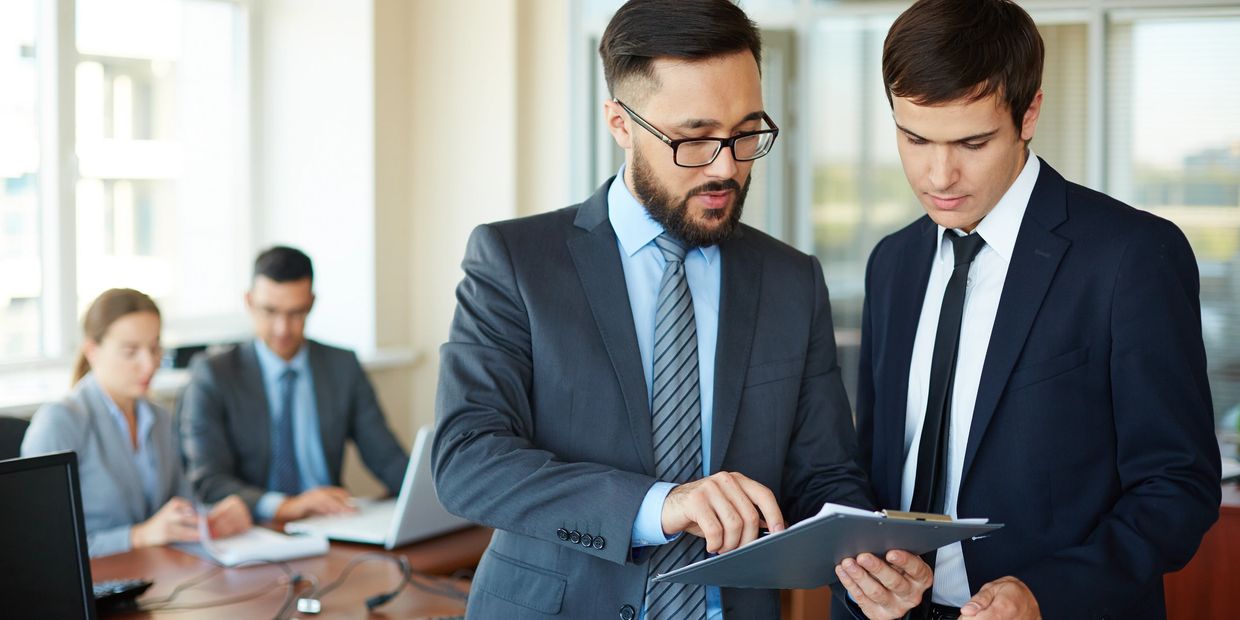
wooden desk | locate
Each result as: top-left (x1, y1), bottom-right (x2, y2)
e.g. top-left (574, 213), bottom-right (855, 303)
top-left (1165, 483), bottom-right (1240, 619)
top-left (90, 526), bottom-right (492, 619)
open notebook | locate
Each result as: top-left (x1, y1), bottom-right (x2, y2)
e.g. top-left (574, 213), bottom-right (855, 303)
top-left (176, 518), bottom-right (328, 567)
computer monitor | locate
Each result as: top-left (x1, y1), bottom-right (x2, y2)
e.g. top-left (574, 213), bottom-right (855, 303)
top-left (0, 451), bottom-right (97, 620)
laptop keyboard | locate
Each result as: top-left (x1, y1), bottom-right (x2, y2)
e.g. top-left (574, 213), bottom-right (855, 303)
top-left (93, 578), bottom-right (152, 614)
top-left (93, 578), bottom-right (150, 599)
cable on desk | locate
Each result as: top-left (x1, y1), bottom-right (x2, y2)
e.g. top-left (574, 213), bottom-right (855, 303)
top-left (296, 551), bottom-right (410, 611)
top-left (296, 551), bottom-right (469, 612)
top-left (136, 557), bottom-right (300, 618)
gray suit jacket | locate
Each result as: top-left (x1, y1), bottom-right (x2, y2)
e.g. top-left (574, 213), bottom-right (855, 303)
top-left (433, 178), bottom-right (874, 619)
top-left (21, 374), bottom-right (190, 557)
top-left (180, 340), bottom-right (408, 513)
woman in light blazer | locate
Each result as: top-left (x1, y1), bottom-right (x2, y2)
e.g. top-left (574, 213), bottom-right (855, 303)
top-left (22, 288), bottom-right (251, 557)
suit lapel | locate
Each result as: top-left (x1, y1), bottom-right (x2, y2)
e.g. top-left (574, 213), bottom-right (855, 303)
top-left (567, 179), bottom-right (657, 477)
top-left (238, 342), bottom-right (273, 480)
top-left (307, 343), bottom-right (336, 464)
top-left (710, 234), bottom-right (761, 474)
top-left (962, 160), bottom-right (1070, 482)
top-left (882, 219), bottom-right (937, 504)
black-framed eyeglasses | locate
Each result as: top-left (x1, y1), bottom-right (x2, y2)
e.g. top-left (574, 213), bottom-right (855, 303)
top-left (615, 98), bottom-right (780, 168)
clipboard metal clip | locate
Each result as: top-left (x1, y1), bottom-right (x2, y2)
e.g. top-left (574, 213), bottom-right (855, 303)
top-left (880, 509), bottom-right (953, 522)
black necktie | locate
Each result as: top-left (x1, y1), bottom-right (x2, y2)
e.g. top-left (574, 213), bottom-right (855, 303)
top-left (910, 232), bottom-right (985, 616)
top-left (911, 232), bottom-right (986, 514)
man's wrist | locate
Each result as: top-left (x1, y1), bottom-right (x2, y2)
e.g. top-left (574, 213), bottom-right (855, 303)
top-left (632, 481), bottom-right (677, 547)
top-left (256, 491), bottom-right (290, 522)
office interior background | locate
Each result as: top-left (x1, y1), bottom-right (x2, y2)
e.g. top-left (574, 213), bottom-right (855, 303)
top-left (1, 0), bottom-right (1239, 496)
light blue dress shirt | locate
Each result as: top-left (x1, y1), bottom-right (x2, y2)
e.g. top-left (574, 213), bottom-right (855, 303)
top-left (610, 169), bottom-right (724, 620)
top-left (253, 339), bottom-right (332, 520)
top-left (101, 393), bottom-right (160, 514)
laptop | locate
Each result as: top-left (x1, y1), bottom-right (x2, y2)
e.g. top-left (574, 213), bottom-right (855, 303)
top-left (283, 425), bottom-right (471, 549)
top-left (0, 451), bottom-right (151, 619)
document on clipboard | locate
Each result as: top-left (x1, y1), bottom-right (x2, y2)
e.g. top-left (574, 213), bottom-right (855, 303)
top-left (652, 503), bottom-right (1002, 590)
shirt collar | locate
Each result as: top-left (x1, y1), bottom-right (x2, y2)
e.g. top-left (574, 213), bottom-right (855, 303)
top-left (254, 338), bottom-right (309, 383)
top-left (937, 150), bottom-right (1040, 263)
top-left (607, 166), bottom-right (719, 264)
top-left (88, 373), bottom-right (155, 442)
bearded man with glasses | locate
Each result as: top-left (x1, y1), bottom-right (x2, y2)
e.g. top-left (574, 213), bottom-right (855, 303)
top-left (432, 1), bottom-right (929, 619)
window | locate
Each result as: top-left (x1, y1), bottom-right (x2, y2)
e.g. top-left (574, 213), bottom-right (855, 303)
top-left (1107, 14), bottom-right (1240, 427)
top-left (573, 1), bottom-right (1240, 429)
top-left (75, 0), bottom-right (251, 336)
top-left (0, 0), bottom-right (251, 367)
top-left (0, 0), bottom-right (41, 361)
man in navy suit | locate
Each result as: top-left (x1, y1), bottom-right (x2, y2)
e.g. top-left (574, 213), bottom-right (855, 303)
top-left (841, 1), bottom-right (1222, 618)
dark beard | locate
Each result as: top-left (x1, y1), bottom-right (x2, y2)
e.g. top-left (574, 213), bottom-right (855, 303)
top-left (630, 147), bottom-right (750, 249)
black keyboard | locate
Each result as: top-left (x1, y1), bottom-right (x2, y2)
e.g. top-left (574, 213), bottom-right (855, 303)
top-left (92, 578), bottom-right (152, 614)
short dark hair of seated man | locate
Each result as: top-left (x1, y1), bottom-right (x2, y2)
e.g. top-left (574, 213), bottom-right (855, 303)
top-left (179, 245), bottom-right (409, 523)
top-left (254, 245), bottom-right (314, 285)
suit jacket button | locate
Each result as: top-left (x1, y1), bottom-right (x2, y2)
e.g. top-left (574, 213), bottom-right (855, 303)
top-left (593, 535), bottom-right (605, 550)
top-left (556, 528), bottom-right (569, 541)
top-left (580, 533), bottom-right (594, 547)
top-left (620, 604), bottom-right (636, 620)
top-left (569, 530), bottom-right (582, 544)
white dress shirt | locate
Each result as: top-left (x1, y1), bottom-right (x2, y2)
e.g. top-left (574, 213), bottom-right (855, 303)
top-left (901, 153), bottom-right (1040, 606)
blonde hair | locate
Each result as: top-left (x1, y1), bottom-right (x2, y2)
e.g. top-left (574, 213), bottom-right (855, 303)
top-left (72, 288), bottom-right (161, 384)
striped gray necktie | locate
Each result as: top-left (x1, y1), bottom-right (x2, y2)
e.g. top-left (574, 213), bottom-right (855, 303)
top-left (644, 233), bottom-right (707, 620)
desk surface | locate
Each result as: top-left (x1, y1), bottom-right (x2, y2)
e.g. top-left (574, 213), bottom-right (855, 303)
top-left (90, 526), bottom-right (492, 619)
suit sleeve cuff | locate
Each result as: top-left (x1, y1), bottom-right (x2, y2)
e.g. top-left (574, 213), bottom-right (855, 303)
top-left (631, 481), bottom-right (678, 547)
top-left (256, 491), bottom-right (288, 522)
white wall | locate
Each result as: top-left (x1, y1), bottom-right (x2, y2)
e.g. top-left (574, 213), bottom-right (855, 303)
top-left (249, 0), bottom-right (574, 493)
top-left (255, 0), bottom-right (377, 355)
top-left (398, 0), bottom-right (573, 433)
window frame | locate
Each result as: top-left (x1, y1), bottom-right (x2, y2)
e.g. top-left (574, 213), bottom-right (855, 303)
top-left (0, 0), bottom-right (255, 373)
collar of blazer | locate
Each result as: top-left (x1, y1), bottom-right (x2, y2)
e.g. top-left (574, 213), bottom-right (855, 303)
top-left (567, 176), bottom-right (763, 476)
top-left (881, 158), bottom-right (1073, 491)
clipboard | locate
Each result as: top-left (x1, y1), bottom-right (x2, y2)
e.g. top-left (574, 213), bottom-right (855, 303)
top-left (652, 505), bottom-right (1003, 590)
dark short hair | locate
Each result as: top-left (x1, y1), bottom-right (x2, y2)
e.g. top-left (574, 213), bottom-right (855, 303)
top-left (882, 0), bottom-right (1044, 132)
top-left (598, 0), bottom-right (762, 101)
top-left (254, 245), bottom-right (313, 284)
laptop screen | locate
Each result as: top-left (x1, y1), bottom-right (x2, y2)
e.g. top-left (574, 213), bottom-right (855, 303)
top-left (0, 451), bottom-right (97, 619)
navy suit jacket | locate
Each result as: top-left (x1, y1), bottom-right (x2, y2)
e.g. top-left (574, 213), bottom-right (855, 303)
top-left (853, 160), bottom-right (1220, 619)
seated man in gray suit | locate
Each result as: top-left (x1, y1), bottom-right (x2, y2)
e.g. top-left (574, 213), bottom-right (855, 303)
top-left (432, 1), bottom-right (929, 618)
top-left (181, 246), bottom-right (408, 523)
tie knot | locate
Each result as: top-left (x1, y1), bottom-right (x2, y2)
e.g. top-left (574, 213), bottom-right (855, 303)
top-left (281, 368), bottom-right (298, 384)
top-left (654, 233), bottom-right (688, 263)
top-left (948, 232), bottom-right (986, 267)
